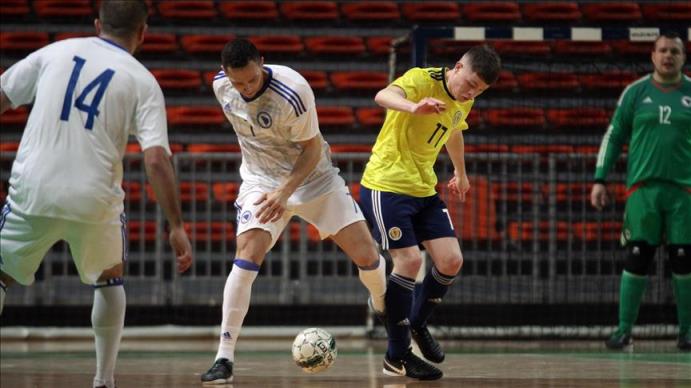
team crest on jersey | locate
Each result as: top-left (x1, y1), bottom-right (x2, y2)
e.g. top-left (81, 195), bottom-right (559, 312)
top-left (240, 210), bottom-right (252, 224)
top-left (682, 96), bottom-right (691, 108)
top-left (257, 111), bottom-right (272, 128)
top-left (388, 227), bottom-right (402, 241)
top-left (452, 111), bottom-right (463, 127)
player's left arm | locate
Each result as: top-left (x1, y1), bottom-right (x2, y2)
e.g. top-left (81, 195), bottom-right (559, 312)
top-left (445, 129), bottom-right (470, 201)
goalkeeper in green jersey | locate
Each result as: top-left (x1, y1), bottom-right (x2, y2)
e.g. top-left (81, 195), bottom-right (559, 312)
top-left (591, 32), bottom-right (690, 352)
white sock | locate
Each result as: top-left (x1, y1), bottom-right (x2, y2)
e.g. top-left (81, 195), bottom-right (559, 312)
top-left (215, 259), bottom-right (259, 362)
top-left (0, 279), bottom-right (7, 316)
top-left (92, 283), bottom-right (126, 388)
top-left (358, 255), bottom-right (387, 313)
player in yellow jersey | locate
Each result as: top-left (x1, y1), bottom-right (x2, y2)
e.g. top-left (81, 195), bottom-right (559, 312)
top-left (360, 45), bottom-right (501, 380)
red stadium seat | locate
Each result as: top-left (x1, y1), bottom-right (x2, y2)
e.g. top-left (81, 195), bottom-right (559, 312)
top-left (180, 34), bottom-right (234, 56)
top-left (610, 40), bottom-right (651, 57)
top-left (299, 70), bottom-right (329, 91)
top-left (287, 222), bottom-right (322, 242)
top-left (147, 182), bottom-right (209, 203)
top-left (552, 41), bottom-right (611, 56)
top-left (203, 70), bottom-right (223, 88)
top-left (0, 142), bottom-right (20, 153)
top-left (465, 109), bottom-right (483, 128)
top-left (281, 1), bottom-right (339, 22)
top-left (579, 71), bottom-right (638, 91)
top-left (157, 0), bottom-right (217, 20)
top-left (128, 221), bottom-right (157, 242)
top-left (366, 36), bottom-right (409, 56)
top-left (0, 32), bottom-right (50, 52)
top-left (140, 33), bottom-right (179, 55)
top-left (355, 107), bottom-right (386, 127)
top-left (517, 72), bottom-right (579, 91)
top-left (492, 181), bottom-right (538, 202)
top-left (574, 222), bottom-right (621, 242)
top-left (329, 144), bottom-right (372, 153)
top-left (341, 1), bottom-right (401, 23)
top-left (34, 0), bottom-right (93, 19)
top-left (493, 70), bottom-right (518, 91)
top-left (641, 3), bottom-right (691, 22)
top-left (429, 39), bottom-right (482, 57)
top-left (212, 182), bottom-right (240, 203)
top-left (184, 222), bottom-right (235, 242)
top-left (125, 143), bottom-right (183, 154)
top-left (486, 108), bottom-right (545, 128)
top-left (573, 145), bottom-right (600, 155)
top-left (330, 71), bottom-right (389, 91)
top-left (219, 1), bottom-right (279, 22)
top-left (54, 32), bottom-right (94, 41)
top-left (187, 144), bottom-right (240, 153)
top-left (0, 0), bottom-right (30, 18)
top-left (521, 2), bottom-right (581, 22)
top-left (0, 107), bottom-right (28, 126)
top-left (167, 106), bottom-right (225, 127)
top-left (511, 145), bottom-right (575, 155)
top-left (121, 181), bottom-right (143, 204)
top-left (462, 2), bottom-right (521, 22)
top-left (316, 106), bottom-right (355, 127)
top-left (304, 36), bottom-right (366, 56)
top-left (249, 35), bottom-right (303, 55)
top-left (150, 69), bottom-right (201, 91)
top-left (509, 221), bottom-right (570, 241)
top-left (492, 41), bottom-right (551, 56)
top-left (349, 182), bottom-right (361, 202)
top-left (581, 2), bottom-right (641, 23)
top-left (464, 143), bottom-right (510, 153)
top-left (547, 108), bottom-right (610, 129)
top-left (401, 2), bottom-right (460, 22)
top-left (442, 175), bottom-right (499, 240)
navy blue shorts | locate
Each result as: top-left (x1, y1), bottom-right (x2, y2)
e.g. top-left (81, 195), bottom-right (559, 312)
top-left (359, 186), bottom-right (456, 250)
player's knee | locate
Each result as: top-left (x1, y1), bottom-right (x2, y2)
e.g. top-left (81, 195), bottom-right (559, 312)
top-left (394, 255), bottom-right (423, 276)
top-left (669, 245), bottom-right (691, 275)
top-left (624, 241), bottom-right (656, 276)
top-left (436, 254), bottom-right (463, 276)
top-left (97, 263), bottom-right (124, 282)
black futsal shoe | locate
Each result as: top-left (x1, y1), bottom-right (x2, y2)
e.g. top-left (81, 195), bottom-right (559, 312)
top-left (605, 330), bottom-right (633, 351)
top-left (201, 358), bottom-right (234, 385)
top-left (411, 325), bottom-right (445, 363)
top-left (678, 332), bottom-right (691, 352)
top-left (382, 348), bottom-right (443, 380)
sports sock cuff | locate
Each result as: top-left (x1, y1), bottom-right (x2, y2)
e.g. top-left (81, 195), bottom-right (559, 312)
top-left (390, 273), bottom-right (415, 291)
top-left (234, 258), bottom-right (260, 272)
top-left (93, 277), bottom-right (124, 289)
top-left (622, 270), bottom-right (646, 279)
top-left (431, 267), bottom-right (455, 286)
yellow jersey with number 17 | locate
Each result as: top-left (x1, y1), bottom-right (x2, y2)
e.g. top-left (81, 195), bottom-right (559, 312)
top-left (361, 67), bottom-right (474, 197)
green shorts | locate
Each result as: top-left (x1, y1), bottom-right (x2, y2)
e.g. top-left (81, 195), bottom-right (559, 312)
top-left (622, 181), bottom-right (691, 246)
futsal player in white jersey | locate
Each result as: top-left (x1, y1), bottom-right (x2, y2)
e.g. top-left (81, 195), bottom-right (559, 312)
top-left (200, 39), bottom-right (387, 384)
top-left (0, 1), bottom-right (193, 387)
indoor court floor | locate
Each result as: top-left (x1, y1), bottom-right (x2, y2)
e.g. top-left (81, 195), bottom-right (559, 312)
top-left (1, 338), bottom-right (690, 387)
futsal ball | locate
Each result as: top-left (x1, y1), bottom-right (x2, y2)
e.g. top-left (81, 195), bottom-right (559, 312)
top-left (291, 327), bottom-right (337, 373)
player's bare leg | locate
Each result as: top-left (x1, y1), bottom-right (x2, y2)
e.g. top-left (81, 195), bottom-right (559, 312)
top-left (92, 263), bottom-right (126, 388)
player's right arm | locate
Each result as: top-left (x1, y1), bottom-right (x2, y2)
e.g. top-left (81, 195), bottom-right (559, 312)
top-left (375, 85), bottom-right (446, 115)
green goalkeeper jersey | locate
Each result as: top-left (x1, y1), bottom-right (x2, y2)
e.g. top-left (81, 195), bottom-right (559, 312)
top-left (594, 74), bottom-right (691, 188)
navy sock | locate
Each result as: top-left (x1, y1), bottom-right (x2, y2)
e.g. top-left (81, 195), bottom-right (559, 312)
top-left (386, 273), bottom-right (415, 360)
top-left (410, 266), bottom-right (455, 329)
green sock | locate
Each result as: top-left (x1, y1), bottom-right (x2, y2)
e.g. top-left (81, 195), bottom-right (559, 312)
top-left (617, 270), bottom-right (648, 334)
top-left (672, 273), bottom-right (691, 337)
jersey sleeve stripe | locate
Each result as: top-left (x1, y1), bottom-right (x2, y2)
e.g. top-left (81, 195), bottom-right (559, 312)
top-left (270, 79), bottom-right (307, 112)
top-left (268, 84), bottom-right (302, 117)
top-left (213, 70), bottom-right (226, 81)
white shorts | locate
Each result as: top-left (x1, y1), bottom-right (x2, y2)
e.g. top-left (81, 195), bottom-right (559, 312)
top-left (0, 203), bottom-right (127, 286)
top-left (235, 184), bottom-right (365, 251)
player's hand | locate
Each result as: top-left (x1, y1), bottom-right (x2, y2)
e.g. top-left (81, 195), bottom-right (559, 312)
top-left (590, 183), bottom-right (609, 211)
top-left (448, 174), bottom-right (470, 202)
top-left (254, 189), bottom-right (290, 224)
top-left (411, 97), bottom-right (446, 115)
top-left (169, 226), bottom-right (193, 273)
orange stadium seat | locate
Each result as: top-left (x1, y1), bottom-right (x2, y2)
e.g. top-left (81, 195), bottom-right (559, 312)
top-left (125, 143), bottom-right (183, 154)
top-left (0, 142), bottom-right (20, 153)
top-left (509, 221), bottom-right (570, 241)
top-left (547, 108), bottom-right (610, 129)
top-left (486, 108), bottom-right (546, 128)
top-left (492, 41), bottom-right (551, 56)
top-left (316, 106), bottom-right (355, 127)
top-left (581, 2), bottom-right (641, 23)
top-left (281, 1), bottom-right (339, 22)
top-left (610, 40), bottom-right (652, 57)
top-left (147, 182), bottom-right (209, 203)
top-left (180, 34), bottom-right (234, 55)
top-left (287, 222), bottom-right (322, 243)
top-left (0, 32), bottom-right (50, 53)
top-left (184, 222), bottom-right (235, 242)
top-left (521, 2), bottom-right (581, 22)
top-left (493, 70), bottom-right (518, 91)
top-left (401, 2), bottom-right (460, 23)
top-left (517, 72), bottom-right (579, 91)
top-left (356, 107), bottom-right (386, 127)
top-left (128, 221), bottom-right (157, 242)
top-left (299, 70), bottom-right (329, 91)
top-left (157, 0), bottom-right (217, 20)
top-left (121, 181), bottom-right (143, 204)
top-left (187, 144), bottom-right (240, 153)
top-left (511, 145), bottom-right (575, 155)
top-left (330, 71), bottom-right (389, 91)
top-left (54, 32), bottom-right (93, 41)
top-left (574, 222), bottom-right (622, 242)
top-left (151, 69), bottom-right (201, 91)
top-left (304, 36), bottom-right (366, 56)
top-left (140, 33), bottom-right (179, 55)
top-left (441, 175), bottom-right (499, 240)
top-left (249, 35), bottom-right (304, 55)
top-left (579, 71), bottom-right (638, 91)
top-left (34, 0), bottom-right (93, 19)
top-left (341, 1), bottom-right (401, 23)
top-left (219, 1), bottom-right (279, 22)
top-left (329, 144), bottom-right (372, 153)
top-left (203, 70), bottom-right (223, 88)
top-left (167, 106), bottom-right (225, 127)
top-left (641, 3), bottom-right (691, 22)
top-left (492, 181), bottom-right (538, 203)
top-left (0, 107), bottom-right (28, 126)
top-left (349, 182), bottom-right (361, 202)
top-left (462, 2), bottom-right (521, 23)
top-left (0, 0), bottom-right (30, 18)
top-left (552, 41), bottom-right (612, 56)
top-left (212, 182), bottom-right (240, 203)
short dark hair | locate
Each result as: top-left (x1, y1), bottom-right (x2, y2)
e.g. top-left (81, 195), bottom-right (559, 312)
top-left (222, 39), bottom-right (261, 69)
top-left (654, 31), bottom-right (685, 54)
top-left (464, 45), bottom-right (502, 85)
top-left (99, 0), bottom-right (148, 38)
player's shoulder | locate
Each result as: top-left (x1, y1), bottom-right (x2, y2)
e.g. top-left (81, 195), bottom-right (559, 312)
top-left (267, 64), bottom-right (311, 94)
top-left (619, 74), bottom-right (651, 98)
